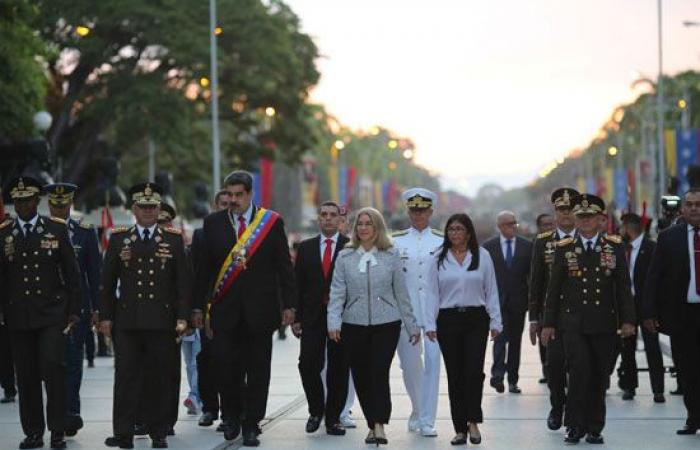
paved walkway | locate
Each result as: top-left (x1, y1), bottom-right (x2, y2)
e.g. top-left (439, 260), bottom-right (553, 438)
top-left (0, 332), bottom-right (695, 449)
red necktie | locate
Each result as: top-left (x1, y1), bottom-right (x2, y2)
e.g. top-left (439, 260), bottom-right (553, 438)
top-left (238, 215), bottom-right (247, 240)
top-left (694, 228), bottom-right (700, 295)
top-left (322, 238), bottom-right (333, 278)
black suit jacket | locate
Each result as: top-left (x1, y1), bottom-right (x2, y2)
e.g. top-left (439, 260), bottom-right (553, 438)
top-left (483, 235), bottom-right (532, 313)
top-left (294, 234), bottom-right (349, 328)
top-left (194, 206), bottom-right (296, 332)
top-left (630, 237), bottom-right (655, 319)
top-left (643, 224), bottom-right (691, 335)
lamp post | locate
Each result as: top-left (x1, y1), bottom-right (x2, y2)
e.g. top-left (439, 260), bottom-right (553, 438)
top-left (209, 0), bottom-right (221, 194)
top-left (656, 0), bottom-right (666, 207)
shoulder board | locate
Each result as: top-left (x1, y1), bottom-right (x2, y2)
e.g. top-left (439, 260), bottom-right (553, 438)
top-left (0, 219), bottom-right (13, 230)
top-left (112, 226), bottom-right (129, 234)
top-left (49, 217), bottom-right (67, 226)
top-left (431, 228), bottom-right (444, 237)
top-left (605, 234), bottom-right (622, 244)
top-left (163, 227), bottom-right (182, 235)
top-left (537, 230), bottom-right (555, 239)
top-left (78, 221), bottom-right (93, 230)
top-left (391, 229), bottom-right (409, 237)
top-left (556, 237), bottom-right (574, 247)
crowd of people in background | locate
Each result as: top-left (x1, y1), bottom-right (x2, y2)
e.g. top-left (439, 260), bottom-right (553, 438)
top-left (0, 170), bottom-right (699, 450)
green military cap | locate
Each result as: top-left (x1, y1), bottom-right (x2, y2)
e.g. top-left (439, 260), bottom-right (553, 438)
top-left (550, 187), bottom-right (579, 208)
top-left (128, 182), bottom-right (163, 206)
top-left (158, 203), bottom-right (177, 224)
top-left (6, 176), bottom-right (43, 201)
top-left (572, 193), bottom-right (605, 216)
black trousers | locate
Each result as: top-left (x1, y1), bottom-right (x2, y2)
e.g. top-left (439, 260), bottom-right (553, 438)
top-left (491, 307), bottom-right (526, 385)
top-left (538, 339), bottom-right (547, 379)
top-left (617, 326), bottom-right (664, 394)
top-left (676, 304), bottom-right (700, 427)
top-left (563, 331), bottom-right (616, 434)
top-left (84, 327), bottom-right (95, 363)
top-left (343, 321), bottom-right (400, 429)
top-left (298, 322), bottom-right (349, 424)
top-left (546, 329), bottom-right (569, 423)
top-left (213, 326), bottom-right (273, 429)
top-left (0, 322), bottom-right (16, 398)
top-left (437, 307), bottom-right (489, 433)
top-left (198, 332), bottom-right (228, 419)
top-left (11, 326), bottom-right (66, 435)
top-left (113, 329), bottom-right (176, 438)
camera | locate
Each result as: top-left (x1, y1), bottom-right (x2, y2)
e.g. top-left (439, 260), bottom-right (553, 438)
top-left (658, 195), bottom-right (683, 230)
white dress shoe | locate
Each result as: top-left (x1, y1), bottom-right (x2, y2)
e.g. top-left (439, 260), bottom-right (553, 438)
top-left (339, 415), bottom-right (356, 429)
top-left (420, 425), bottom-right (438, 437)
top-left (407, 413), bottom-right (420, 432)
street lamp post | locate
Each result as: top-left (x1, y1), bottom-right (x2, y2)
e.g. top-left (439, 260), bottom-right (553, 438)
top-left (656, 0), bottom-right (666, 208)
top-left (209, 0), bottom-right (221, 194)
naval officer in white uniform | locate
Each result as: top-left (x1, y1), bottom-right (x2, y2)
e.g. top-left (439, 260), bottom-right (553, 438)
top-left (392, 188), bottom-right (444, 437)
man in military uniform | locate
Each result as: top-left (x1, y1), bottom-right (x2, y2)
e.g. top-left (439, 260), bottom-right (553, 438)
top-left (528, 187), bottom-right (578, 431)
top-left (99, 183), bottom-right (191, 449)
top-left (0, 176), bottom-right (82, 449)
top-left (45, 183), bottom-right (102, 438)
top-left (392, 188), bottom-right (444, 437)
top-left (541, 194), bottom-right (636, 444)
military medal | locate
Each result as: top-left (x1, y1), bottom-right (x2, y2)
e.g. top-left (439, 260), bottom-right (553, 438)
top-left (120, 245), bottom-right (132, 266)
top-left (235, 248), bottom-right (248, 270)
top-left (155, 235), bottom-right (162, 243)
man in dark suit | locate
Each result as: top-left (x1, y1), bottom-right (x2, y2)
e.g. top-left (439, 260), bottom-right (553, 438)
top-left (484, 210), bottom-right (532, 394)
top-left (542, 194), bottom-right (636, 444)
top-left (0, 176), bottom-right (82, 450)
top-left (292, 201), bottom-right (350, 435)
top-left (643, 188), bottom-right (700, 435)
top-left (45, 183), bottom-right (103, 437)
top-left (534, 213), bottom-right (555, 385)
top-left (100, 182), bottom-right (191, 449)
top-left (192, 170), bottom-right (296, 447)
top-left (192, 190), bottom-right (231, 429)
top-left (615, 213), bottom-right (664, 403)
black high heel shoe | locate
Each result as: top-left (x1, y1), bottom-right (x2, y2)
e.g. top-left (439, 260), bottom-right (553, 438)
top-left (468, 424), bottom-right (481, 445)
top-left (374, 425), bottom-right (388, 445)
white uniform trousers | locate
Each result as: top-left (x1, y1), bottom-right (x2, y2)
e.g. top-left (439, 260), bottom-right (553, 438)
top-left (397, 328), bottom-right (441, 427)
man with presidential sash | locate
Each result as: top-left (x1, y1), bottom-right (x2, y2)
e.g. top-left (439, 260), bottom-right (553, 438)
top-left (45, 183), bottom-right (102, 438)
top-left (192, 170), bottom-right (296, 447)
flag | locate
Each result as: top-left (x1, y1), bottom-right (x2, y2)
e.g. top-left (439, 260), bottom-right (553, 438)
top-left (100, 205), bottom-right (114, 251)
top-left (586, 177), bottom-right (596, 194)
top-left (338, 165), bottom-right (348, 206)
top-left (676, 129), bottom-right (699, 193)
top-left (252, 158), bottom-right (274, 208)
top-left (665, 129), bottom-right (677, 177)
top-left (614, 168), bottom-right (628, 211)
top-left (576, 176), bottom-right (586, 194)
top-left (346, 167), bottom-right (358, 208)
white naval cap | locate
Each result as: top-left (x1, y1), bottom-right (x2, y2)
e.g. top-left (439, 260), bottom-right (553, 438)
top-left (402, 187), bottom-right (437, 209)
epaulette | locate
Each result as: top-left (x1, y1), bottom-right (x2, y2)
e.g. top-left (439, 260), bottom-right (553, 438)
top-left (163, 226), bottom-right (182, 235)
top-left (605, 234), bottom-right (622, 244)
top-left (392, 229), bottom-right (409, 237)
top-left (556, 237), bottom-right (574, 247)
top-left (537, 230), bottom-right (555, 239)
top-left (78, 222), bottom-right (93, 230)
top-left (49, 217), bottom-right (67, 226)
top-left (111, 226), bottom-right (129, 234)
top-left (431, 228), bottom-right (444, 237)
top-left (0, 219), bottom-right (13, 230)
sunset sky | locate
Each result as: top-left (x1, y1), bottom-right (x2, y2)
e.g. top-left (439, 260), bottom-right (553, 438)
top-left (285, 0), bottom-right (700, 195)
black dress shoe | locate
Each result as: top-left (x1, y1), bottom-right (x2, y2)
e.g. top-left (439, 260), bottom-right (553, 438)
top-left (166, 427), bottom-right (175, 436)
top-left (223, 421), bottom-right (241, 441)
top-left (621, 389), bottom-right (635, 400)
top-left (306, 416), bottom-right (322, 433)
top-left (670, 387), bottom-right (684, 396)
top-left (564, 428), bottom-right (584, 444)
top-left (134, 423), bottom-right (148, 436)
top-left (242, 429), bottom-right (260, 447)
top-left (326, 424), bottom-right (346, 436)
top-left (87, 360), bottom-right (95, 368)
top-left (547, 409), bottom-right (563, 431)
top-left (199, 412), bottom-right (216, 427)
top-left (509, 384), bottom-right (522, 394)
top-left (1, 394), bottom-right (16, 403)
top-left (538, 377), bottom-right (548, 384)
top-left (490, 378), bottom-right (505, 393)
top-left (653, 393), bottom-right (666, 403)
top-left (450, 433), bottom-right (467, 445)
top-left (216, 421), bottom-right (227, 433)
top-left (151, 437), bottom-right (168, 448)
top-left (104, 436), bottom-right (134, 449)
top-left (65, 415), bottom-right (84, 437)
top-left (19, 434), bottom-right (44, 450)
top-left (585, 432), bottom-right (604, 444)
top-left (676, 425), bottom-right (699, 435)
top-left (50, 431), bottom-right (67, 449)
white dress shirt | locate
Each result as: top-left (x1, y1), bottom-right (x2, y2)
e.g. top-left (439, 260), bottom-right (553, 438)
top-left (580, 233), bottom-right (599, 251)
top-left (500, 234), bottom-right (516, 260)
top-left (687, 225), bottom-right (700, 303)
top-left (393, 226), bottom-right (444, 327)
top-left (556, 228), bottom-right (575, 240)
top-left (233, 203), bottom-right (254, 235)
top-left (17, 214), bottom-right (39, 236)
top-left (319, 232), bottom-right (339, 262)
top-left (424, 247), bottom-right (502, 333)
top-left (135, 224), bottom-right (157, 241)
top-left (628, 233), bottom-right (644, 296)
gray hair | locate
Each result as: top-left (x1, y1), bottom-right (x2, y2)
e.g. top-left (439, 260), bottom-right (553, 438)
top-left (496, 210), bottom-right (516, 224)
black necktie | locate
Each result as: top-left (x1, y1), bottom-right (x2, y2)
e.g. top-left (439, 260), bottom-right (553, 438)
top-left (24, 223), bottom-right (32, 238)
top-left (143, 228), bottom-right (150, 242)
top-left (586, 241), bottom-right (593, 253)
